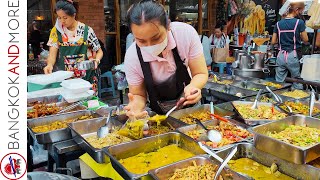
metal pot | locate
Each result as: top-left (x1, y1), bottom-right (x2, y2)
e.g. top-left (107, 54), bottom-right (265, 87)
top-left (238, 55), bottom-right (254, 69)
top-left (251, 51), bottom-right (266, 69)
top-left (234, 68), bottom-right (270, 79)
top-left (234, 49), bottom-right (246, 61)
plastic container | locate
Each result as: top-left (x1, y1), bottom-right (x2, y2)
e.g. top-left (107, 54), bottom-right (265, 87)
top-left (61, 90), bottom-right (94, 103)
top-left (238, 33), bottom-right (246, 46)
top-left (60, 78), bottom-right (92, 93)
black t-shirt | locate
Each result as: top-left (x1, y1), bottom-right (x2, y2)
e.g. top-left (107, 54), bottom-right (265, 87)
top-left (273, 18), bottom-right (306, 51)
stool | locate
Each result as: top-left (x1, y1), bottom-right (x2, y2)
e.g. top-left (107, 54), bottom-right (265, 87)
top-left (211, 62), bottom-right (227, 74)
top-left (98, 71), bottom-right (116, 98)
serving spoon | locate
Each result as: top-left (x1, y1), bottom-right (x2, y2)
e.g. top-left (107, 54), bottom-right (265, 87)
top-left (195, 119), bottom-right (222, 143)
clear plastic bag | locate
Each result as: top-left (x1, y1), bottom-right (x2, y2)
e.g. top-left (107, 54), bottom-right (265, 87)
top-left (115, 71), bottom-right (128, 90)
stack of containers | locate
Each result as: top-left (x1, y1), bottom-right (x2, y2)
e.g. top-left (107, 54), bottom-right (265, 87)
top-left (60, 78), bottom-right (94, 103)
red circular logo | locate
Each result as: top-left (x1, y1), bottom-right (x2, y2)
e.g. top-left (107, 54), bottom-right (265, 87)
top-left (0, 153), bottom-right (27, 180)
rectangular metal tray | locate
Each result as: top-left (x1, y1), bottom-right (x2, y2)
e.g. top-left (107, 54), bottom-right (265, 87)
top-left (104, 132), bottom-right (205, 180)
top-left (276, 100), bottom-right (320, 117)
top-left (168, 104), bottom-right (235, 125)
top-left (149, 155), bottom-right (238, 180)
top-left (252, 115), bottom-right (320, 164)
top-left (250, 79), bottom-right (292, 90)
top-left (232, 101), bottom-right (289, 126)
top-left (232, 81), bottom-right (271, 91)
top-left (69, 116), bottom-right (124, 163)
top-left (27, 110), bottom-right (102, 144)
top-left (208, 72), bottom-right (259, 81)
top-left (216, 143), bottom-right (320, 180)
top-left (275, 89), bottom-right (311, 100)
top-left (27, 95), bottom-right (63, 107)
top-left (245, 92), bottom-right (295, 103)
top-left (203, 82), bottom-right (257, 101)
top-left (177, 120), bottom-right (252, 151)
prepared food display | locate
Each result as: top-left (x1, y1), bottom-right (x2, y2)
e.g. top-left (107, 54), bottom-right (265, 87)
top-left (280, 102), bottom-right (320, 115)
top-left (264, 82), bottom-right (283, 89)
top-left (186, 122), bottom-right (252, 148)
top-left (119, 144), bottom-right (194, 174)
top-left (31, 115), bottom-right (94, 133)
top-left (27, 103), bottom-right (61, 119)
top-left (267, 125), bottom-right (320, 147)
top-left (213, 79), bottom-right (234, 85)
top-left (85, 132), bottom-right (131, 149)
top-left (180, 111), bottom-right (211, 124)
top-left (281, 90), bottom-right (309, 99)
top-left (146, 123), bottom-right (174, 136)
top-left (234, 104), bottom-right (287, 120)
top-left (259, 96), bottom-right (276, 103)
top-left (118, 120), bottom-right (145, 140)
top-left (168, 160), bottom-right (223, 180)
top-left (228, 158), bottom-right (294, 180)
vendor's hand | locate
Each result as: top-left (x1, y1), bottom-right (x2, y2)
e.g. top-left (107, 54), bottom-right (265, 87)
top-left (182, 85), bottom-right (201, 106)
top-left (124, 93), bottom-right (148, 120)
top-left (90, 59), bottom-right (100, 70)
top-left (43, 64), bottom-right (53, 74)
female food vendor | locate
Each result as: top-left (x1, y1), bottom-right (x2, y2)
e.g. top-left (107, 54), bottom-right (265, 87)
top-left (271, 2), bottom-right (308, 89)
top-left (124, 0), bottom-right (208, 117)
top-left (44, 0), bottom-right (103, 91)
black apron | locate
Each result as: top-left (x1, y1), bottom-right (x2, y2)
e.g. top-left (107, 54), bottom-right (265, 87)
top-left (137, 39), bottom-right (191, 114)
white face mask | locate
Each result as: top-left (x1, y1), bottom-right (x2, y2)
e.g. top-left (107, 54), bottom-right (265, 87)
top-left (140, 36), bottom-right (168, 56)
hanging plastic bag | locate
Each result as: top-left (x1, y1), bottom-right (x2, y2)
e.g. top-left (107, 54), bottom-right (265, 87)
top-left (115, 71), bottom-right (128, 90)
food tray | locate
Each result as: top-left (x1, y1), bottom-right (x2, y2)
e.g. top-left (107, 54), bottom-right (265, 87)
top-left (216, 143), bottom-right (320, 179)
top-left (275, 89), bottom-right (311, 100)
top-left (276, 100), bottom-right (320, 117)
top-left (168, 104), bottom-right (235, 125)
top-left (208, 73), bottom-right (259, 81)
top-left (203, 82), bottom-right (257, 101)
top-left (27, 95), bottom-right (64, 107)
top-left (232, 101), bottom-right (288, 126)
top-left (27, 110), bottom-right (102, 144)
top-left (177, 120), bottom-right (252, 151)
top-left (232, 81), bottom-right (270, 91)
top-left (149, 155), bottom-right (238, 180)
top-left (245, 92), bottom-right (295, 103)
top-left (69, 116), bottom-right (123, 163)
top-left (252, 115), bottom-right (320, 164)
top-left (250, 79), bottom-right (292, 90)
top-left (104, 132), bottom-right (205, 180)
top-left (27, 101), bottom-right (87, 120)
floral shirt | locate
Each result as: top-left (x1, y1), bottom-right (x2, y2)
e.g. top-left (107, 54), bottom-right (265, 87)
top-left (47, 21), bottom-right (101, 59)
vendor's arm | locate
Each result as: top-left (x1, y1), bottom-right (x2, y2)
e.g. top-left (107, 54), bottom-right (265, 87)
top-left (184, 54), bottom-right (208, 106)
top-left (44, 27), bottom-right (59, 74)
top-left (300, 31), bottom-right (308, 44)
top-left (271, 33), bottom-right (278, 45)
top-left (124, 83), bottom-right (148, 118)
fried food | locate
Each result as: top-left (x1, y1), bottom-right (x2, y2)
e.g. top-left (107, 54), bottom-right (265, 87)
top-left (234, 104), bottom-right (287, 120)
top-left (268, 125), bottom-right (320, 147)
top-left (27, 103), bottom-right (61, 119)
top-left (169, 161), bottom-right (223, 180)
top-left (85, 132), bottom-right (131, 149)
top-left (180, 111), bottom-right (211, 124)
top-left (281, 90), bottom-right (309, 99)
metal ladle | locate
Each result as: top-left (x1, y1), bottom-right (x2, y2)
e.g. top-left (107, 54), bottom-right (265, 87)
top-left (214, 146), bottom-right (238, 180)
top-left (195, 119), bottom-right (222, 143)
top-left (97, 109), bottom-right (113, 138)
top-left (251, 89), bottom-right (263, 109)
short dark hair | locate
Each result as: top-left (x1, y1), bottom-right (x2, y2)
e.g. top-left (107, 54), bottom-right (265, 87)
top-left (127, 0), bottom-right (168, 30)
top-left (55, 0), bottom-right (77, 16)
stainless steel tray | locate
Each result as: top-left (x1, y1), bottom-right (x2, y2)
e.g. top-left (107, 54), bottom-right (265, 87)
top-left (27, 110), bottom-right (102, 144)
top-left (104, 132), bottom-right (205, 180)
top-left (27, 95), bottom-right (64, 107)
top-left (232, 101), bottom-right (289, 126)
top-left (232, 81), bottom-right (270, 91)
top-left (27, 101), bottom-right (87, 120)
top-left (168, 104), bottom-right (235, 125)
top-left (250, 79), bottom-right (292, 90)
top-left (275, 89), bottom-right (311, 100)
top-left (216, 143), bottom-right (320, 180)
top-left (276, 100), bottom-right (320, 117)
top-left (69, 116), bottom-right (124, 163)
top-left (149, 155), bottom-right (238, 180)
top-left (252, 115), bottom-right (320, 164)
top-left (245, 92), bottom-right (295, 103)
top-left (177, 120), bottom-right (252, 151)
top-left (203, 82), bottom-right (257, 101)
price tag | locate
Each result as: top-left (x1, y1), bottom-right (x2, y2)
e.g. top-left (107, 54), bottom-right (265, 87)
top-left (87, 100), bottom-right (100, 109)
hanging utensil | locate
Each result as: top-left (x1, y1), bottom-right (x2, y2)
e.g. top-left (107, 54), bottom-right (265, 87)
top-left (97, 109), bottom-right (113, 138)
top-left (251, 89), bottom-right (263, 109)
top-left (214, 146), bottom-right (238, 180)
top-left (165, 90), bottom-right (198, 117)
top-left (195, 119), bottom-right (222, 143)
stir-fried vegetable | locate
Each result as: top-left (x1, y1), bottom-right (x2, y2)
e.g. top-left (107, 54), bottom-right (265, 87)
top-left (234, 104), bottom-right (287, 120)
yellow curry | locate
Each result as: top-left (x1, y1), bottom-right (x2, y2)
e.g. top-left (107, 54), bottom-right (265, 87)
top-left (228, 158), bottom-right (294, 180)
top-left (119, 144), bottom-right (194, 174)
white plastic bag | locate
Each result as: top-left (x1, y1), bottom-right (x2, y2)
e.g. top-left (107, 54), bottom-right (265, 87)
top-left (301, 54), bottom-right (320, 82)
top-left (27, 71), bottom-right (74, 85)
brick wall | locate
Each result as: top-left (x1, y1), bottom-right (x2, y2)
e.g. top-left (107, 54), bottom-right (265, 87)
top-left (76, 0), bottom-right (105, 45)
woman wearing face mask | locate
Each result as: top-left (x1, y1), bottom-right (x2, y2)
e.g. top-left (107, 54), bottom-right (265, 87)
top-left (44, 0), bottom-right (103, 90)
top-left (124, 0), bottom-right (208, 116)
top-left (271, 2), bottom-right (308, 89)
